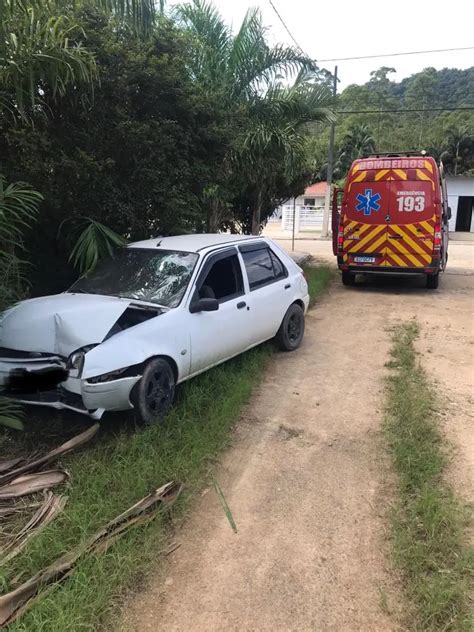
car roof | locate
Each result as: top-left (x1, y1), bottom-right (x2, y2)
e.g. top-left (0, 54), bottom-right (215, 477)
top-left (128, 233), bottom-right (265, 254)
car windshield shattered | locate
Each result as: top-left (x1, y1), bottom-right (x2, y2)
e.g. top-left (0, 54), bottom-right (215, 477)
top-left (70, 248), bottom-right (198, 307)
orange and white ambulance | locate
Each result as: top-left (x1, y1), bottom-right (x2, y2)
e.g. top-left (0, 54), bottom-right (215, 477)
top-left (333, 153), bottom-right (450, 289)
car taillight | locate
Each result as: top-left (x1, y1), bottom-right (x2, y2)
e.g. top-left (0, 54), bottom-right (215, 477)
top-left (337, 225), bottom-right (344, 251)
top-left (434, 223), bottom-right (442, 250)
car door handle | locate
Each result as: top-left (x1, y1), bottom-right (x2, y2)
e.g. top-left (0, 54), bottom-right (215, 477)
top-left (284, 283), bottom-right (291, 289)
top-left (237, 301), bottom-right (246, 309)
top-left (388, 234), bottom-right (403, 240)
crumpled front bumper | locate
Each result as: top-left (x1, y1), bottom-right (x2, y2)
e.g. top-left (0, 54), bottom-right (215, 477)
top-left (0, 357), bottom-right (140, 419)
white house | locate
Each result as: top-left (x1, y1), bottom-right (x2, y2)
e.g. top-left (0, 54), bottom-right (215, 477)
top-left (279, 182), bottom-right (329, 232)
top-left (446, 176), bottom-right (474, 233)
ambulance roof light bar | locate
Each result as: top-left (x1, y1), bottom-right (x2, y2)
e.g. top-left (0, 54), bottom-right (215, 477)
top-left (363, 150), bottom-right (427, 158)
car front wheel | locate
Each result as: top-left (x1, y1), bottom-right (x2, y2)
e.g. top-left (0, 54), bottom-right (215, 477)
top-left (275, 303), bottom-right (305, 351)
top-left (132, 358), bottom-right (175, 425)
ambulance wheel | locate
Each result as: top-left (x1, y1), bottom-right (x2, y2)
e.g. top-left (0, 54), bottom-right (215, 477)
top-left (426, 272), bottom-right (439, 289)
top-left (276, 303), bottom-right (305, 351)
top-left (342, 271), bottom-right (356, 286)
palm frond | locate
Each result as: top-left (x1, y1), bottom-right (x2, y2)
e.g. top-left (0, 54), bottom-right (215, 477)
top-left (0, 175), bottom-right (41, 310)
top-left (0, 4), bottom-right (97, 119)
top-left (241, 44), bottom-right (318, 99)
top-left (0, 175), bottom-right (42, 249)
top-left (69, 218), bottom-right (127, 275)
top-left (93, 0), bottom-right (158, 35)
top-left (175, 0), bottom-right (230, 82)
top-left (0, 397), bottom-right (24, 431)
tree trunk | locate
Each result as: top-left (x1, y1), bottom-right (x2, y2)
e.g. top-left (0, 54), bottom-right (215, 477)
top-left (207, 201), bottom-right (218, 233)
top-left (251, 189), bottom-right (263, 235)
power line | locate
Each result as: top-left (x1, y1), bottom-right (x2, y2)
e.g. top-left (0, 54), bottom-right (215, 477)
top-left (318, 46), bottom-right (474, 62)
top-left (336, 107), bottom-right (474, 113)
top-left (266, 3), bottom-right (473, 69)
top-left (267, 0), bottom-right (307, 56)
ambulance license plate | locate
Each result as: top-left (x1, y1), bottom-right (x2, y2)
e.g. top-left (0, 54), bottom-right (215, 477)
top-left (354, 255), bottom-right (375, 263)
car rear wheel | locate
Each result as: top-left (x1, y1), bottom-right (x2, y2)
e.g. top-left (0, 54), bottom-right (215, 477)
top-left (342, 271), bottom-right (356, 286)
top-left (132, 358), bottom-right (175, 425)
top-left (275, 303), bottom-right (305, 351)
top-left (426, 272), bottom-right (439, 289)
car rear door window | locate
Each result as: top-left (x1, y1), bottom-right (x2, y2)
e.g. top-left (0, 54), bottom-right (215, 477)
top-left (269, 249), bottom-right (286, 279)
top-left (241, 246), bottom-right (287, 290)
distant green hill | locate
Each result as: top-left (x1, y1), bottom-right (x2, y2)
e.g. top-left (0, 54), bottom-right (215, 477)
top-left (312, 66), bottom-right (474, 177)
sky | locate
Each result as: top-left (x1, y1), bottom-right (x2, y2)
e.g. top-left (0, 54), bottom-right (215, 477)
top-left (171, 0), bottom-right (474, 90)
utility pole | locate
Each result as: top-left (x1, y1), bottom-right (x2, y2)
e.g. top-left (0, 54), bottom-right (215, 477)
top-left (291, 196), bottom-right (296, 251)
top-left (321, 65), bottom-right (338, 239)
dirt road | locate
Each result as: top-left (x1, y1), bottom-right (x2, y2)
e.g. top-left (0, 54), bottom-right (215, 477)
top-left (124, 241), bottom-right (473, 632)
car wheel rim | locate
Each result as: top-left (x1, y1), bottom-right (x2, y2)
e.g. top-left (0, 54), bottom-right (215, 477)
top-left (288, 313), bottom-right (302, 343)
top-left (145, 370), bottom-right (171, 415)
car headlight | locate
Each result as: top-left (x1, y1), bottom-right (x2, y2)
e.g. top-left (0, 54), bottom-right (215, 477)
top-left (87, 367), bottom-right (128, 384)
top-left (67, 345), bottom-right (97, 376)
top-left (68, 350), bottom-right (85, 370)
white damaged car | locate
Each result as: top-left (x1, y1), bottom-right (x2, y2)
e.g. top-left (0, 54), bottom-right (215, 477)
top-left (0, 235), bottom-right (309, 424)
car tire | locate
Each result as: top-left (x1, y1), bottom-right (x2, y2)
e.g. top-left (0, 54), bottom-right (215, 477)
top-left (132, 358), bottom-right (175, 425)
top-left (426, 272), bottom-right (439, 289)
top-left (275, 303), bottom-right (305, 351)
top-left (342, 271), bottom-right (356, 286)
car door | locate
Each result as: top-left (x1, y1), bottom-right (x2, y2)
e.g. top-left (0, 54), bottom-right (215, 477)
top-left (188, 248), bottom-right (252, 375)
top-left (238, 242), bottom-right (290, 344)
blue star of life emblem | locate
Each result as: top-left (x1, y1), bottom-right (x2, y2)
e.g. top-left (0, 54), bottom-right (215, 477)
top-left (355, 189), bottom-right (381, 216)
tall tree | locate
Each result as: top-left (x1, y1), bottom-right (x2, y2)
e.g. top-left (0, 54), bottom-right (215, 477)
top-left (176, 1), bottom-right (334, 233)
top-left (441, 124), bottom-right (474, 175)
top-left (337, 123), bottom-right (376, 173)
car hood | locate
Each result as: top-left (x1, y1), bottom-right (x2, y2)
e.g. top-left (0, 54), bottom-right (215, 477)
top-left (0, 293), bottom-right (135, 358)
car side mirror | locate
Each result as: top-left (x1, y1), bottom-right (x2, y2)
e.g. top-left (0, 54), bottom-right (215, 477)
top-left (189, 297), bottom-right (219, 314)
top-left (447, 206), bottom-right (452, 220)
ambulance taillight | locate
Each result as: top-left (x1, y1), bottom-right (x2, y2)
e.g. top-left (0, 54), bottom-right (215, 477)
top-left (434, 223), bottom-right (442, 250)
top-left (337, 225), bottom-right (344, 251)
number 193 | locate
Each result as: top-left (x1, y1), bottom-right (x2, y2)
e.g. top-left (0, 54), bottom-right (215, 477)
top-left (397, 196), bottom-right (425, 212)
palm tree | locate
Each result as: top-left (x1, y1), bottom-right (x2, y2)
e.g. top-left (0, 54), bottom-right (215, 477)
top-left (0, 176), bottom-right (43, 429)
top-left (176, 2), bottom-right (315, 101)
top-left (239, 81), bottom-right (334, 233)
top-left (0, 0), bottom-right (99, 122)
top-left (176, 1), bottom-right (334, 233)
top-left (0, 176), bottom-right (43, 310)
top-left (0, 0), bottom-right (163, 122)
top-left (337, 124), bottom-right (376, 174)
top-left (442, 125), bottom-right (473, 176)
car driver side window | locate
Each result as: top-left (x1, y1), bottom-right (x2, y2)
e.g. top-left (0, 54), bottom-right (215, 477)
top-left (198, 253), bottom-right (244, 303)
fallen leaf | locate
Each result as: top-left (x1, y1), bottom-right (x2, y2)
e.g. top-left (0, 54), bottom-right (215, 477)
top-left (0, 493), bottom-right (67, 565)
top-left (0, 481), bottom-right (181, 627)
top-left (0, 471), bottom-right (67, 500)
top-left (0, 424), bottom-right (99, 487)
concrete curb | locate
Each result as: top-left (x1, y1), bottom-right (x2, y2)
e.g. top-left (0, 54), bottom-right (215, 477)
top-left (289, 251), bottom-right (313, 266)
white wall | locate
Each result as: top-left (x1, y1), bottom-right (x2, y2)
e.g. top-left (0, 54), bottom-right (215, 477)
top-left (446, 177), bottom-right (474, 232)
top-left (296, 194), bottom-right (325, 208)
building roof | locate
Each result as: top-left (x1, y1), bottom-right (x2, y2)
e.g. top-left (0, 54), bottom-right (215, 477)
top-left (303, 182), bottom-right (328, 196)
top-left (128, 233), bottom-right (262, 253)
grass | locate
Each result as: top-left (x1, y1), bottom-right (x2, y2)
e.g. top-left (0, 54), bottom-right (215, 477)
top-left (303, 263), bottom-right (335, 307)
top-left (0, 262), bottom-right (333, 631)
top-left (384, 321), bottom-right (473, 631)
